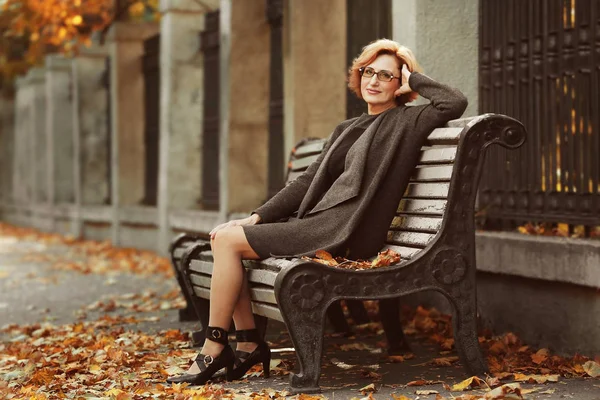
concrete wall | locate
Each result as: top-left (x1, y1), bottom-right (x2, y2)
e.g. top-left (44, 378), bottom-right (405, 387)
top-left (226, 0), bottom-right (271, 214)
top-left (392, 0), bottom-right (479, 116)
top-left (284, 0), bottom-right (347, 151)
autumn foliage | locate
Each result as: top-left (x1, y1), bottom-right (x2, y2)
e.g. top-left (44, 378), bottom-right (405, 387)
top-left (0, 0), bottom-right (159, 89)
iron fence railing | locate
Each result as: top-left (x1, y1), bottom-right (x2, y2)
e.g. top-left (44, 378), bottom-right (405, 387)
top-left (479, 0), bottom-right (600, 236)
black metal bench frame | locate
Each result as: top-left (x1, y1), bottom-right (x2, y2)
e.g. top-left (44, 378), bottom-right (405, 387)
top-left (169, 113), bottom-right (526, 393)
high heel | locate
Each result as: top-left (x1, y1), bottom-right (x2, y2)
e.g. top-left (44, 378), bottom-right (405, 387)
top-left (230, 329), bottom-right (272, 380)
top-left (166, 326), bottom-right (235, 385)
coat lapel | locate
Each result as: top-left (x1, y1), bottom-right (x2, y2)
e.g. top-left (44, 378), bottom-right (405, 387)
top-left (297, 112), bottom-right (388, 218)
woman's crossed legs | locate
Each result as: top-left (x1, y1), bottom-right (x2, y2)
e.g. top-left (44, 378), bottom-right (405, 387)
top-left (186, 225), bottom-right (261, 374)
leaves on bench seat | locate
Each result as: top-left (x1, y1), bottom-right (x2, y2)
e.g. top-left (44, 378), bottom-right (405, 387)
top-left (301, 249), bottom-right (401, 270)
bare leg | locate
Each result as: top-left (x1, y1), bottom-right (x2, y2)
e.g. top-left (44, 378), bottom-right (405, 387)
top-left (187, 226), bottom-right (260, 373)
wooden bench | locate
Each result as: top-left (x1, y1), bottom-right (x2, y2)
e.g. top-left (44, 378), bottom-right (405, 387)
top-left (170, 113), bottom-right (526, 393)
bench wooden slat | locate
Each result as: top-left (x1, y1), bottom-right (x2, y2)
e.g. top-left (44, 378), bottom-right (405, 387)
top-left (425, 127), bottom-right (463, 145)
top-left (250, 287), bottom-right (278, 304)
top-left (190, 259), bottom-right (279, 286)
top-left (403, 183), bottom-right (450, 199)
top-left (397, 199), bottom-right (446, 216)
top-left (418, 147), bottom-right (457, 164)
top-left (290, 147), bottom-right (457, 172)
top-left (244, 258), bottom-right (296, 272)
top-left (379, 244), bottom-right (422, 260)
top-left (173, 241), bottom-right (198, 260)
top-left (386, 231), bottom-right (436, 248)
top-left (190, 274), bottom-right (212, 288)
top-left (293, 141), bottom-right (326, 157)
top-left (289, 154), bottom-right (320, 171)
top-left (390, 215), bottom-right (443, 232)
top-left (194, 287), bottom-right (284, 322)
top-left (410, 165), bottom-right (453, 182)
top-left (190, 275), bottom-right (278, 305)
top-left (251, 302), bottom-right (284, 322)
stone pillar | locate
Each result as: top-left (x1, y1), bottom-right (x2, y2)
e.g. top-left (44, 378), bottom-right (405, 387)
top-left (75, 48), bottom-right (110, 206)
top-left (157, 0), bottom-right (218, 253)
top-left (283, 0), bottom-right (347, 154)
top-left (106, 22), bottom-right (159, 243)
top-left (46, 55), bottom-right (75, 208)
top-left (13, 77), bottom-right (30, 206)
top-left (224, 0), bottom-right (270, 215)
top-left (392, 0), bottom-right (478, 116)
top-left (0, 96), bottom-right (15, 207)
top-left (27, 68), bottom-right (47, 206)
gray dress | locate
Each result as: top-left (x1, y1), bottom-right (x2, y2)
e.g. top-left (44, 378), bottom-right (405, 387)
top-left (243, 113), bottom-right (378, 259)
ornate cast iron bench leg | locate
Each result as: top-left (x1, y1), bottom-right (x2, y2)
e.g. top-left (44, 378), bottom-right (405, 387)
top-left (448, 282), bottom-right (488, 376)
top-left (379, 298), bottom-right (411, 354)
top-left (276, 266), bottom-right (332, 393)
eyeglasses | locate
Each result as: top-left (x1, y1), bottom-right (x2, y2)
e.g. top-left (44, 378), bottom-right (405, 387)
top-left (359, 66), bottom-right (400, 82)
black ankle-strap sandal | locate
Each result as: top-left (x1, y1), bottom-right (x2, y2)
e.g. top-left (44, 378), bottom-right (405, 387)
top-left (235, 329), bottom-right (262, 343)
top-left (230, 328), bottom-right (272, 380)
top-left (166, 326), bottom-right (235, 385)
top-left (206, 326), bottom-right (229, 346)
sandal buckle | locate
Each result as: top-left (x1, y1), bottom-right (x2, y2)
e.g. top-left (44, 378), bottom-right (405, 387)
top-left (203, 355), bottom-right (214, 365)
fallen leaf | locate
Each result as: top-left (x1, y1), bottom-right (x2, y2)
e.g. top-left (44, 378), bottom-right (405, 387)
top-left (359, 383), bottom-right (376, 394)
top-left (513, 373), bottom-right (559, 384)
top-left (391, 395), bottom-right (412, 400)
top-left (415, 389), bottom-right (439, 395)
top-left (531, 348), bottom-right (550, 364)
top-left (583, 360), bottom-right (600, 378)
top-left (407, 379), bottom-right (443, 387)
top-left (388, 353), bottom-right (415, 363)
top-left (451, 376), bottom-right (485, 391)
top-left (431, 356), bottom-right (459, 366)
top-left (484, 383), bottom-right (522, 399)
top-left (539, 389), bottom-right (556, 394)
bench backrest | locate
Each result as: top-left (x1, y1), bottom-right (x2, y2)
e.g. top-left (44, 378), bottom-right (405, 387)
top-left (286, 121), bottom-right (470, 261)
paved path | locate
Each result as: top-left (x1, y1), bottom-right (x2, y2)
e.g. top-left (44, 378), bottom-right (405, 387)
top-left (1, 235), bottom-right (598, 399)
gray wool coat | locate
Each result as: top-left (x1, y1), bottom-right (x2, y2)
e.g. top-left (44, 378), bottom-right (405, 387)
top-left (243, 72), bottom-right (468, 260)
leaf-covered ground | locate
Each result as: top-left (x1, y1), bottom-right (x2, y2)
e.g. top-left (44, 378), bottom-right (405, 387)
top-left (0, 222), bottom-right (598, 399)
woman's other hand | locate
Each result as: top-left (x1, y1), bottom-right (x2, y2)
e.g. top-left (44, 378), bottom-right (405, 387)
top-left (394, 64), bottom-right (413, 97)
top-left (209, 213), bottom-right (262, 239)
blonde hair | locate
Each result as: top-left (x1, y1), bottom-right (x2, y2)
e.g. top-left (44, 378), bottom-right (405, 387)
top-left (348, 39), bottom-right (423, 105)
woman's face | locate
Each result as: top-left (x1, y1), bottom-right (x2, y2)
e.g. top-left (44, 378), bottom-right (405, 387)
top-left (360, 54), bottom-right (401, 113)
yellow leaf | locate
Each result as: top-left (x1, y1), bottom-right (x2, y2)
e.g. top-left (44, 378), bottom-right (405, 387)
top-left (72, 15), bottom-right (82, 25)
top-left (583, 360), bottom-right (600, 378)
top-left (483, 383), bottom-right (522, 399)
top-left (513, 373), bottom-right (559, 384)
top-left (451, 376), bottom-right (485, 391)
top-left (89, 364), bottom-right (102, 374)
top-left (359, 383), bottom-right (376, 394)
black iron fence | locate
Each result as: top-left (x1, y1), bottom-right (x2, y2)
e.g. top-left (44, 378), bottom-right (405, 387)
top-left (478, 0), bottom-right (600, 235)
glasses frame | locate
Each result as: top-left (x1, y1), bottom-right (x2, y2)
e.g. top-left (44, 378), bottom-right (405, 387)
top-left (358, 66), bottom-right (401, 82)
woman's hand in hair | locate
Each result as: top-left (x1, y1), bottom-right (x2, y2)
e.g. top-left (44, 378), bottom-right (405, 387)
top-left (209, 213), bottom-right (261, 240)
top-left (394, 64), bottom-right (413, 97)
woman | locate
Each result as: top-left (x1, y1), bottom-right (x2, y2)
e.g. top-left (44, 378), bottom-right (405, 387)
top-left (167, 39), bottom-right (467, 384)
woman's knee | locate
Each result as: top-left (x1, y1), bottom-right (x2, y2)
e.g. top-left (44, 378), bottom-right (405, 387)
top-left (212, 226), bottom-right (241, 252)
